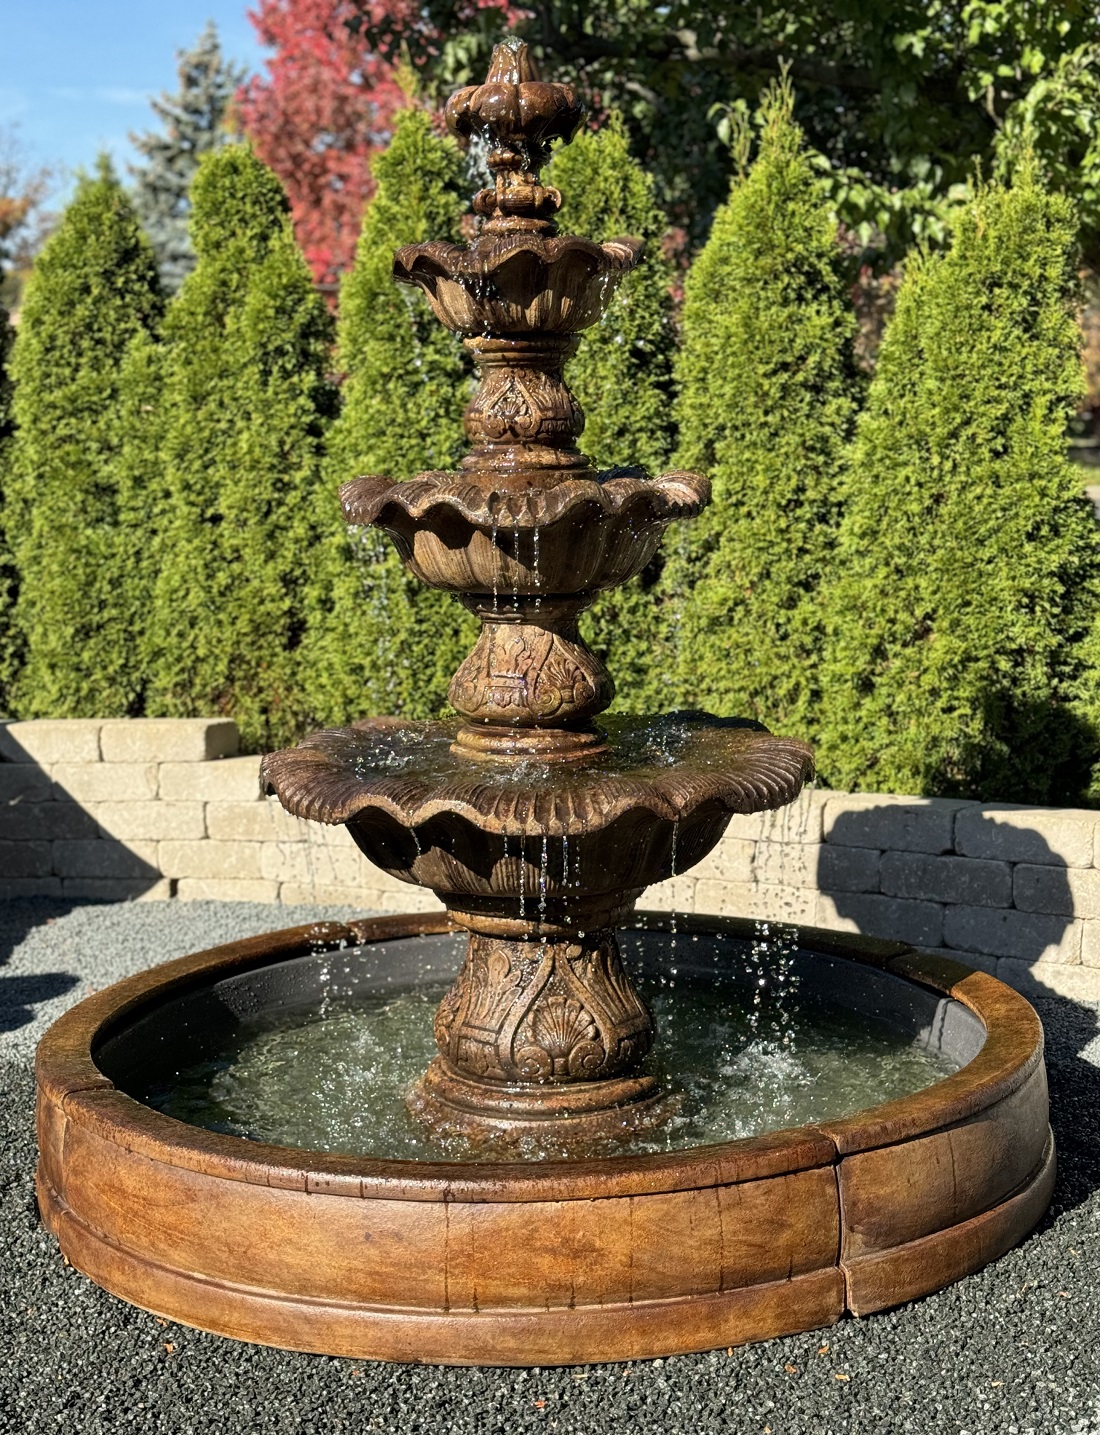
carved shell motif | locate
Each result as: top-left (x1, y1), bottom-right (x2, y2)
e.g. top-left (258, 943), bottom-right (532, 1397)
top-left (514, 992), bottom-right (605, 1081)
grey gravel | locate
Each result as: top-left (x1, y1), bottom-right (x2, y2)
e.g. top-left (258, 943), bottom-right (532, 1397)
top-left (2, 898), bottom-right (1099, 1435)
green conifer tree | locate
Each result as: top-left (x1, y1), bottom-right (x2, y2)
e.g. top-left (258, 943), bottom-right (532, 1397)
top-left (4, 160), bottom-right (164, 718)
top-left (817, 160), bottom-right (1100, 803)
top-left (144, 145), bottom-right (336, 750)
top-left (546, 114), bottom-right (677, 710)
top-left (0, 295), bottom-right (16, 709)
top-left (301, 108), bottom-right (474, 726)
top-left (130, 22), bottom-right (244, 293)
top-left (663, 80), bottom-right (860, 738)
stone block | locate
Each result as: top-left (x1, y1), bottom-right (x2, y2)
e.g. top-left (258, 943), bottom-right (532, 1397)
top-left (52, 839), bottom-right (160, 879)
top-left (177, 878), bottom-right (279, 902)
top-left (260, 841), bottom-right (367, 886)
top-left (1013, 863), bottom-right (1100, 920)
top-left (88, 802), bottom-right (206, 842)
top-left (640, 876), bottom-right (697, 912)
top-left (0, 803), bottom-right (99, 840)
top-left (880, 852), bottom-right (1011, 908)
top-left (1081, 921), bottom-right (1100, 969)
top-left (817, 844), bottom-right (881, 894)
top-left (61, 877), bottom-right (173, 901)
top-left (955, 804), bottom-right (1096, 868)
top-left (0, 719), bottom-right (102, 764)
top-left (816, 892), bottom-right (943, 948)
top-left (158, 756), bottom-right (262, 803)
top-left (750, 841), bottom-right (824, 889)
top-left (0, 765), bottom-right (56, 804)
top-left (695, 879), bottom-right (816, 924)
top-left (942, 905), bottom-right (1080, 964)
top-left (0, 839), bottom-right (53, 877)
top-left (303, 821), bottom-right (361, 850)
top-left (205, 800), bottom-right (304, 842)
top-left (683, 838), bottom-right (754, 884)
top-left (359, 883), bottom-right (445, 914)
top-left (997, 958), bottom-right (1100, 1002)
top-left (760, 788), bottom-right (827, 844)
top-left (822, 793), bottom-right (967, 855)
top-left (722, 812), bottom-right (766, 842)
top-left (159, 840), bottom-right (264, 881)
top-left (912, 945), bottom-right (999, 976)
top-left (99, 718), bottom-right (239, 764)
top-left (0, 877), bottom-right (63, 898)
top-left (279, 883), bottom-right (377, 907)
top-left (52, 763), bottom-right (159, 803)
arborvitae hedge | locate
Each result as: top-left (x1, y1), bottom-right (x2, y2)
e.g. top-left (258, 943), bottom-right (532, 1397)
top-left (547, 114), bottom-right (677, 710)
top-left (817, 160), bottom-right (1100, 803)
top-left (662, 81), bottom-right (860, 738)
top-left (0, 297), bottom-right (15, 709)
top-left (301, 108), bottom-right (474, 726)
top-left (5, 162), bottom-right (164, 718)
top-left (144, 145), bottom-right (336, 751)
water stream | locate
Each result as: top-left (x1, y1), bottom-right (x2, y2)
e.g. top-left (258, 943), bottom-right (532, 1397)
top-left (140, 934), bottom-right (957, 1164)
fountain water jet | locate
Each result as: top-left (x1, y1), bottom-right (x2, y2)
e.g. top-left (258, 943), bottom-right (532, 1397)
top-left (35, 44), bottom-right (1054, 1364)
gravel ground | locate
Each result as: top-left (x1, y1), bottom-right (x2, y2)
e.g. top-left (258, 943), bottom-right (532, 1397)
top-left (2, 898), bottom-right (1099, 1435)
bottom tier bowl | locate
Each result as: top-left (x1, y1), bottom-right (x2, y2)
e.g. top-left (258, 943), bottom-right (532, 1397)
top-left (35, 912), bottom-right (1053, 1366)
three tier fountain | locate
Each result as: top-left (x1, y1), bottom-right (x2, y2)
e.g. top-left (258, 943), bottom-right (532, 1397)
top-left (36, 44), bottom-right (1054, 1365)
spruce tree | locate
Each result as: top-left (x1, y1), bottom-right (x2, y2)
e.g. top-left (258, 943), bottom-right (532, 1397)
top-left (301, 107), bottom-right (474, 727)
top-left (662, 81), bottom-right (860, 738)
top-left (130, 22), bottom-right (244, 293)
top-left (546, 114), bottom-right (677, 710)
top-left (144, 145), bottom-right (336, 751)
top-left (817, 160), bottom-right (1100, 804)
top-left (4, 161), bottom-right (164, 718)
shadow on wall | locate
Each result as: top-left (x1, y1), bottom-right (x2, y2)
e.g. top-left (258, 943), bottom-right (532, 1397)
top-left (1, 726), bottom-right (162, 1032)
top-left (824, 804), bottom-right (1077, 975)
top-left (827, 803), bottom-right (1100, 1219)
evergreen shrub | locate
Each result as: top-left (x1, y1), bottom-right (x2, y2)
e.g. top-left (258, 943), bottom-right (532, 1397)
top-left (663, 81), bottom-right (860, 738)
top-left (144, 145), bottom-right (336, 751)
top-left (817, 160), bottom-right (1100, 803)
top-left (0, 296), bottom-right (15, 708)
top-left (5, 161), bottom-right (164, 718)
top-left (547, 115), bottom-right (677, 709)
top-left (301, 108), bottom-right (474, 726)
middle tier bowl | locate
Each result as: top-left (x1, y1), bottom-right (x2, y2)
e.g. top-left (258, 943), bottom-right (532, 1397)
top-left (261, 713), bottom-right (815, 911)
top-left (340, 469), bottom-right (710, 595)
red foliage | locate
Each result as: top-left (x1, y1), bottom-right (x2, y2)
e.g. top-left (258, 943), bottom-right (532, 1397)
top-left (238, 1), bottom-right (516, 290)
top-left (238, 1), bottom-right (408, 288)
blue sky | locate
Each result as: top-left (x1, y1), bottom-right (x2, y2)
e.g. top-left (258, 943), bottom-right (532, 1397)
top-left (1, 2), bottom-right (268, 201)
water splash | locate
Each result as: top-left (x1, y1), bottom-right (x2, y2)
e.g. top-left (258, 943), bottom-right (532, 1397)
top-left (147, 936), bottom-right (955, 1164)
top-left (746, 920), bottom-right (801, 1048)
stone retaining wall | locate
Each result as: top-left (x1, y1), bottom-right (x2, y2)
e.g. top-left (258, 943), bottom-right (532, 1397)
top-left (3, 718), bottom-right (1098, 1000)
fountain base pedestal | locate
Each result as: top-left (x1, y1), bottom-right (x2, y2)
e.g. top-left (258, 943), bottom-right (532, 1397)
top-left (407, 1058), bottom-right (672, 1145)
top-left (417, 910), bottom-right (666, 1144)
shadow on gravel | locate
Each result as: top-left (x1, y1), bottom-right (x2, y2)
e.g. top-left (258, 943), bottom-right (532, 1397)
top-left (828, 806), bottom-right (1100, 1218)
top-left (1035, 994), bottom-right (1100, 1226)
top-left (0, 899), bottom-right (80, 1035)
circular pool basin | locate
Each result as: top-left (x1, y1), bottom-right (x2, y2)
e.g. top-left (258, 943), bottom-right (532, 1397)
top-left (35, 911), bottom-right (1054, 1366)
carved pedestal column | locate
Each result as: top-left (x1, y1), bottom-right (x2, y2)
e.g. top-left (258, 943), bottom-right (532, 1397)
top-left (449, 597), bottom-right (614, 758)
top-left (408, 909), bottom-right (668, 1143)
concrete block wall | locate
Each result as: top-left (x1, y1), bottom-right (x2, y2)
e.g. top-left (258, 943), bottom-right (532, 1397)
top-left (3, 719), bottom-right (1099, 999)
top-left (0, 718), bottom-right (437, 913)
top-left (645, 788), bottom-right (1100, 1000)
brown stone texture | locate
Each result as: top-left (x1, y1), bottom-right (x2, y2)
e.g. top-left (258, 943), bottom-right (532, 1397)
top-left (34, 914), bottom-right (1053, 1364)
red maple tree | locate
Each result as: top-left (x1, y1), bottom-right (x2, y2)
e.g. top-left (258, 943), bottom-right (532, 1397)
top-left (238, 0), bottom-right (514, 290)
top-left (237, 0), bottom-right (407, 288)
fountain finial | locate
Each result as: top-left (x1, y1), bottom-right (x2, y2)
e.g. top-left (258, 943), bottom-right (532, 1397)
top-left (445, 40), bottom-right (585, 233)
